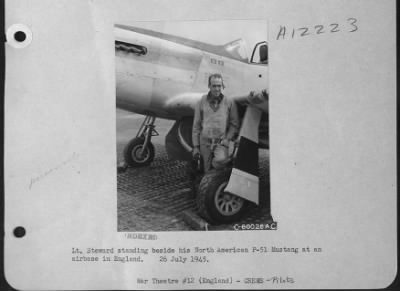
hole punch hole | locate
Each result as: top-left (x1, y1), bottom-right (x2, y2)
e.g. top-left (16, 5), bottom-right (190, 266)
top-left (14, 31), bottom-right (27, 42)
top-left (13, 226), bottom-right (26, 238)
top-left (6, 24), bottom-right (33, 48)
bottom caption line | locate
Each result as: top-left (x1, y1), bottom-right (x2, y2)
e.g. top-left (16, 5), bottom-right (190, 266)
top-left (138, 276), bottom-right (294, 286)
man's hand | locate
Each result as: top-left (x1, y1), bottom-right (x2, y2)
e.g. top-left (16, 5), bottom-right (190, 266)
top-left (192, 147), bottom-right (201, 159)
top-left (220, 138), bottom-right (229, 148)
top-left (248, 89), bottom-right (268, 105)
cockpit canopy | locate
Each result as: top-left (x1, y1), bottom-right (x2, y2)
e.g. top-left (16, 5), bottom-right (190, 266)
top-left (222, 39), bottom-right (249, 63)
top-left (222, 39), bottom-right (268, 64)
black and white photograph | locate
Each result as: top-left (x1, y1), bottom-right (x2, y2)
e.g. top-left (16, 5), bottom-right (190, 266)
top-left (115, 20), bottom-right (274, 231)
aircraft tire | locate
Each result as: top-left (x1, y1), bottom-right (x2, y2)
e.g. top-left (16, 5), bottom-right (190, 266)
top-left (123, 137), bottom-right (155, 167)
top-left (197, 170), bottom-right (248, 224)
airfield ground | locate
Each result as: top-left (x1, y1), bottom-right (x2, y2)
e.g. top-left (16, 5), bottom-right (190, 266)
top-left (116, 108), bottom-right (273, 231)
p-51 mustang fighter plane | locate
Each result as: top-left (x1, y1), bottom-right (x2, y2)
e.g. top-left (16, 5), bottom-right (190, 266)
top-left (115, 24), bottom-right (269, 224)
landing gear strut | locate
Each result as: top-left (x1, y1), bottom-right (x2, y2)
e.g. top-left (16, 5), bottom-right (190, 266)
top-left (123, 116), bottom-right (158, 167)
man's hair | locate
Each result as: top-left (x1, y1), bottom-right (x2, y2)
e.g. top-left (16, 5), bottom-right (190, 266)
top-left (208, 73), bottom-right (225, 89)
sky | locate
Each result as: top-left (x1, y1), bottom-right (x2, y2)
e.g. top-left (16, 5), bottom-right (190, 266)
top-left (120, 20), bottom-right (268, 60)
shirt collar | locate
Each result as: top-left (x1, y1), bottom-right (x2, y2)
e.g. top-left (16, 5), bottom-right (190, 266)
top-left (207, 92), bottom-right (224, 103)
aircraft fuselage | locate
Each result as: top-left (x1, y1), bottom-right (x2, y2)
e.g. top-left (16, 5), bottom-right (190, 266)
top-left (115, 25), bottom-right (268, 120)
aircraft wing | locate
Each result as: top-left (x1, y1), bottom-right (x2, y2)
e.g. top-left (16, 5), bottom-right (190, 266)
top-left (230, 89), bottom-right (269, 114)
top-left (164, 89), bottom-right (268, 118)
top-left (164, 92), bottom-right (204, 118)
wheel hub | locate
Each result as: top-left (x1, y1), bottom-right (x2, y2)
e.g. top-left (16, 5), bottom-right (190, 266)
top-left (214, 182), bottom-right (244, 216)
top-left (132, 145), bottom-right (149, 162)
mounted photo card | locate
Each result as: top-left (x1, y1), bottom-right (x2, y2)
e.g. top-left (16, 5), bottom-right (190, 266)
top-left (3, 0), bottom-right (396, 290)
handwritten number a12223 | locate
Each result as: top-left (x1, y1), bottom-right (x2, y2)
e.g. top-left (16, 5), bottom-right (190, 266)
top-left (276, 18), bottom-right (359, 41)
top-left (348, 18), bottom-right (358, 32)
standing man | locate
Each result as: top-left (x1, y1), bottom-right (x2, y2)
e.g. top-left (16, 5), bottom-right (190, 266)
top-left (192, 73), bottom-right (239, 172)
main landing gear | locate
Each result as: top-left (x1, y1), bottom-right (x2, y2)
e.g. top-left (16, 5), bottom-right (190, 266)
top-left (196, 169), bottom-right (248, 224)
top-left (190, 144), bottom-right (249, 224)
top-left (123, 116), bottom-right (158, 167)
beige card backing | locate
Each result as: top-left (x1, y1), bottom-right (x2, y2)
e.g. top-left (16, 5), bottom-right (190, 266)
top-left (4, 0), bottom-right (396, 290)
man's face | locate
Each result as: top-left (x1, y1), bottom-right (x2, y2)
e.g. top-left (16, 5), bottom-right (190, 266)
top-left (209, 77), bottom-right (223, 97)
